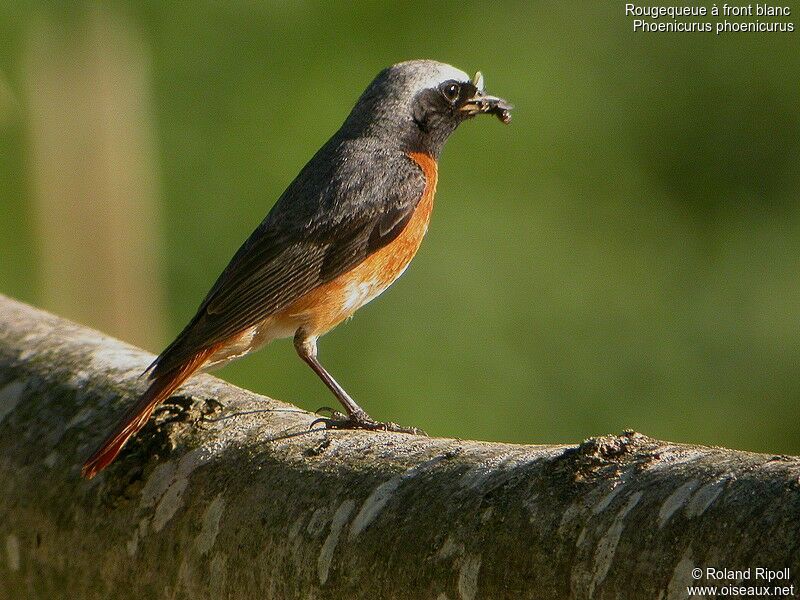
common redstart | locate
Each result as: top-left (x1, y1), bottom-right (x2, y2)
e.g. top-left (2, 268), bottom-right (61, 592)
top-left (82, 60), bottom-right (511, 479)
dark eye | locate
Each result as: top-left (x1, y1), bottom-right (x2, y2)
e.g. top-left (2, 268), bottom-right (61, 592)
top-left (440, 81), bottom-right (460, 103)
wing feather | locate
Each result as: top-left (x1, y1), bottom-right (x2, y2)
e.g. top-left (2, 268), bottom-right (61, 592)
top-left (149, 144), bottom-right (427, 376)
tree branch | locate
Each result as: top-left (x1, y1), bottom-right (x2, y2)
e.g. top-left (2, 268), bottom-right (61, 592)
top-left (0, 293), bottom-right (798, 599)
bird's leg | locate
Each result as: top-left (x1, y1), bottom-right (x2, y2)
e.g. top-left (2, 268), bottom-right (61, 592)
top-left (293, 331), bottom-right (425, 435)
top-left (293, 332), bottom-right (371, 422)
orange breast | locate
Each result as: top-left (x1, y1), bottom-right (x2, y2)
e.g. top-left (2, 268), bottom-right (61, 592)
top-left (274, 151), bottom-right (438, 338)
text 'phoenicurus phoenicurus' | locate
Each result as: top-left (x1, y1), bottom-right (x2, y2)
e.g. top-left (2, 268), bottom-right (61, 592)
top-left (82, 59), bottom-right (512, 479)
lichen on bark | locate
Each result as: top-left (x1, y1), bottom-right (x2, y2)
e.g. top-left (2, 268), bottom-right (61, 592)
top-left (1, 294), bottom-right (799, 600)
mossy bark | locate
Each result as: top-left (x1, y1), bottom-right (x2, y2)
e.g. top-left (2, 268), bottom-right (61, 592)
top-left (1, 294), bottom-right (799, 599)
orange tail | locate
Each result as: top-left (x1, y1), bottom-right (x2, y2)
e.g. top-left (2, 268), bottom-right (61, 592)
top-left (81, 347), bottom-right (217, 479)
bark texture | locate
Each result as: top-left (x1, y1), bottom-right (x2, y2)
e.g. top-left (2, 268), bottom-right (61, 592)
top-left (0, 294), bottom-right (799, 599)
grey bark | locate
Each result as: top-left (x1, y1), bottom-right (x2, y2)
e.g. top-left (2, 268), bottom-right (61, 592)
top-left (0, 293), bottom-right (798, 600)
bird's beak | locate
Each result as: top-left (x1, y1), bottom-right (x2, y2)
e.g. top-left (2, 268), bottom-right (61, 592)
top-left (459, 71), bottom-right (513, 124)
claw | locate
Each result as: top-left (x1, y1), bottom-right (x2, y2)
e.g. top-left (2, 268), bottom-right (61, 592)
top-left (309, 413), bottom-right (427, 436)
top-left (309, 417), bottom-right (330, 430)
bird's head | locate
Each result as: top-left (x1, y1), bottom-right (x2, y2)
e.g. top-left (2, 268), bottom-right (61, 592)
top-left (342, 60), bottom-right (512, 158)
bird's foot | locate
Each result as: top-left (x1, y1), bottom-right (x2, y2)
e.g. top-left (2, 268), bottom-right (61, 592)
top-left (311, 407), bottom-right (426, 436)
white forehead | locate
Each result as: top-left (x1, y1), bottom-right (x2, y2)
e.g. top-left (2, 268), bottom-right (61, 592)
top-left (415, 63), bottom-right (470, 89)
top-left (395, 61), bottom-right (472, 93)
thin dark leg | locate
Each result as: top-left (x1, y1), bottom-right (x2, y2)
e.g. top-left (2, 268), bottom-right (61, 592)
top-left (293, 330), bottom-right (425, 435)
top-left (293, 332), bottom-right (372, 421)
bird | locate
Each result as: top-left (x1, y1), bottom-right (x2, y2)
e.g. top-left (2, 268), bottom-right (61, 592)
top-left (81, 59), bottom-right (512, 479)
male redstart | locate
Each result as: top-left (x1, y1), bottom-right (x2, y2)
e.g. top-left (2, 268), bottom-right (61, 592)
top-left (82, 60), bottom-right (511, 479)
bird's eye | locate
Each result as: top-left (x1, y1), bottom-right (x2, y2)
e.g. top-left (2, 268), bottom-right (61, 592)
top-left (440, 81), bottom-right (460, 103)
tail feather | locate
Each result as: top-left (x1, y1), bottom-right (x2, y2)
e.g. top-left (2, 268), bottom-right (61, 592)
top-left (81, 346), bottom-right (218, 479)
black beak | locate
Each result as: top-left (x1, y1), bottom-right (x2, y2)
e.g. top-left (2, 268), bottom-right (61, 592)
top-left (458, 71), bottom-right (512, 123)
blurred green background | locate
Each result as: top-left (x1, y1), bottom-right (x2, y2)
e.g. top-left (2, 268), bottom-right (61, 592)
top-left (1, 2), bottom-right (799, 453)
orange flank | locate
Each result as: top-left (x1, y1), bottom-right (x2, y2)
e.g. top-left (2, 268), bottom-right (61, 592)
top-left (272, 151), bottom-right (439, 338)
